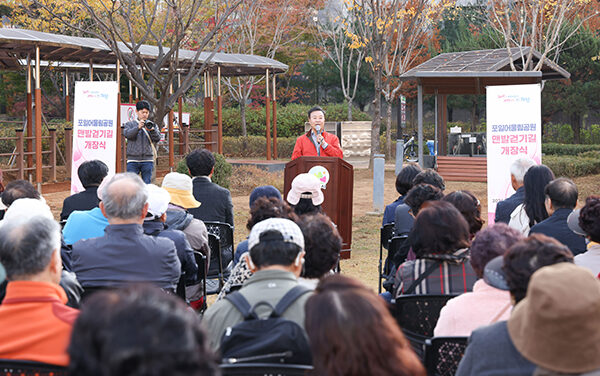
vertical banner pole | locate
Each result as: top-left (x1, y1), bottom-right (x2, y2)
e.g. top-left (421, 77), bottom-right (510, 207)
top-left (35, 46), bottom-right (42, 189)
top-left (265, 69), bottom-right (271, 160)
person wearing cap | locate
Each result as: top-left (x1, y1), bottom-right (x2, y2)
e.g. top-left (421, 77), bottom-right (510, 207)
top-left (286, 173), bottom-right (324, 216)
top-left (71, 173), bottom-right (180, 291)
top-left (123, 100), bottom-right (161, 184)
top-left (434, 224), bottom-right (523, 337)
top-left (60, 160), bottom-right (109, 221)
top-left (0, 214), bottom-right (79, 366)
top-left (494, 158), bottom-right (536, 224)
top-left (574, 196), bottom-right (600, 277)
top-left (185, 149), bottom-right (234, 227)
top-left (202, 217), bottom-right (310, 350)
top-left (62, 176), bottom-right (111, 245)
top-left (143, 184), bottom-right (200, 299)
top-left (529, 178), bottom-right (586, 255)
top-left (161, 172), bottom-right (210, 266)
top-left (456, 234), bottom-right (574, 376)
top-left (291, 106), bottom-right (343, 160)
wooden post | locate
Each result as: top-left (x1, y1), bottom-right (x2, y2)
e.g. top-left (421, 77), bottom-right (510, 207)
top-left (35, 46), bottom-right (42, 188)
top-left (169, 83), bottom-right (175, 170)
top-left (272, 75), bottom-right (278, 159)
top-left (129, 79), bottom-right (133, 103)
top-left (116, 60), bottom-right (123, 172)
top-left (441, 95), bottom-right (448, 156)
top-left (135, 86), bottom-right (139, 102)
top-left (217, 67), bottom-right (223, 154)
top-left (178, 73), bottom-right (184, 155)
top-left (16, 129), bottom-right (24, 180)
top-left (65, 127), bottom-right (72, 176)
top-left (203, 71), bottom-right (214, 151)
top-left (182, 125), bottom-right (189, 154)
top-left (49, 128), bottom-right (56, 182)
top-left (265, 69), bottom-right (271, 160)
top-left (89, 59), bottom-right (93, 81)
top-left (65, 70), bottom-right (70, 122)
top-left (26, 54), bottom-right (33, 169)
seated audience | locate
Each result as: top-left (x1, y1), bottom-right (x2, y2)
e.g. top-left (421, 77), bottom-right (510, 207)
top-left (62, 176), bottom-right (110, 245)
top-left (456, 234), bottom-right (574, 376)
top-left (186, 149), bottom-right (234, 227)
top-left (71, 173), bottom-right (180, 290)
top-left (495, 158), bottom-right (536, 224)
top-left (217, 197), bottom-right (299, 300)
top-left (161, 172), bottom-right (210, 263)
top-left (233, 185), bottom-right (282, 265)
top-left (68, 284), bottom-right (217, 376)
top-left (412, 168), bottom-right (446, 191)
top-left (507, 263), bottom-right (600, 376)
top-left (60, 160), bottom-right (108, 221)
top-left (203, 218), bottom-right (310, 350)
top-left (143, 184), bottom-right (201, 301)
top-left (442, 190), bottom-right (484, 238)
top-left (297, 213), bottom-right (342, 289)
top-left (394, 201), bottom-right (476, 297)
top-left (434, 224), bottom-right (523, 337)
top-left (383, 163), bottom-right (421, 225)
top-left (574, 196), bottom-right (600, 276)
top-left (0, 179), bottom-right (41, 208)
top-left (0, 214), bottom-right (78, 366)
top-left (403, 183), bottom-right (444, 217)
top-left (306, 274), bottom-right (425, 376)
top-left (529, 177), bottom-right (586, 255)
top-left (286, 173), bottom-right (324, 216)
top-left (509, 164), bottom-right (555, 235)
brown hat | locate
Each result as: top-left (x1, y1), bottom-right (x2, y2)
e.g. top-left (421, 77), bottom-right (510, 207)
top-left (507, 263), bottom-right (600, 373)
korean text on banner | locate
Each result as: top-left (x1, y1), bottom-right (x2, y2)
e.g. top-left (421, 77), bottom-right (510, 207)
top-left (486, 84), bottom-right (542, 225)
top-left (71, 81), bottom-right (119, 194)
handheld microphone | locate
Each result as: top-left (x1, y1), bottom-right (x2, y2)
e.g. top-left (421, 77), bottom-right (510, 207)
top-left (315, 125), bottom-right (322, 134)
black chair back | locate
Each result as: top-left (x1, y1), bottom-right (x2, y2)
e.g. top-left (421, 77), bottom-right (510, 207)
top-left (0, 359), bottom-right (67, 376)
top-left (378, 223), bottom-right (395, 293)
top-left (387, 235), bottom-right (409, 272)
top-left (192, 250), bottom-right (208, 312)
top-left (219, 363), bottom-right (313, 376)
top-left (424, 337), bottom-right (469, 376)
top-left (391, 294), bottom-right (458, 359)
top-left (206, 232), bottom-right (223, 295)
top-left (204, 221), bottom-right (234, 271)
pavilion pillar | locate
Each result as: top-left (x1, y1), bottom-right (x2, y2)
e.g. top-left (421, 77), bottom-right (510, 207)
top-left (135, 86), bottom-right (139, 102)
top-left (129, 79), bottom-right (133, 103)
top-left (203, 72), bottom-right (214, 151)
top-left (26, 54), bottom-right (33, 170)
top-left (441, 95), bottom-right (448, 156)
top-left (168, 83), bottom-right (175, 170)
top-left (272, 75), bottom-right (278, 159)
top-left (217, 67), bottom-right (223, 154)
top-left (116, 60), bottom-right (123, 172)
top-left (89, 59), bottom-right (93, 81)
top-left (417, 84), bottom-right (423, 168)
top-left (434, 90), bottom-right (438, 164)
top-left (35, 46), bottom-right (42, 189)
top-left (265, 69), bottom-right (271, 160)
top-left (178, 73), bottom-right (184, 155)
top-left (65, 70), bottom-right (70, 122)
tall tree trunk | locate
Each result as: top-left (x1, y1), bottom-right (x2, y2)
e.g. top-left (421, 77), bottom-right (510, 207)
top-left (347, 99), bottom-right (353, 121)
top-left (370, 69), bottom-right (382, 169)
top-left (240, 100), bottom-right (247, 137)
top-left (386, 98), bottom-right (392, 159)
top-left (470, 97), bottom-right (478, 132)
top-left (571, 113), bottom-right (581, 144)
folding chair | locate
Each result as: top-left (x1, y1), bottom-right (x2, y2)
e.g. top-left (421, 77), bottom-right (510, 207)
top-left (0, 359), bottom-right (67, 376)
top-left (378, 223), bottom-right (395, 293)
top-left (391, 294), bottom-right (458, 359)
top-left (219, 363), bottom-right (313, 376)
top-left (206, 232), bottom-right (224, 295)
top-left (380, 235), bottom-right (409, 293)
top-left (192, 250), bottom-right (208, 312)
top-left (204, 221), bottom-right (234, 276)
top-left (424, 336), bottom-right (469, 376)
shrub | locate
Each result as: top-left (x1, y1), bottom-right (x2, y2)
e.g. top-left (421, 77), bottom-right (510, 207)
top-left (222, 136), bottom-right (296, 159)
top-left (542, 143), bottom-right (600, 156)
top-left (544, 153), bottom-right (600, 178)
top-left (176, 152), bottom-right (232, 189)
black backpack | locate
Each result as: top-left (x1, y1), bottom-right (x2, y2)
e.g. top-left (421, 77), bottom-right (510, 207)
top-left (220, 285), bottom-right (312, 365)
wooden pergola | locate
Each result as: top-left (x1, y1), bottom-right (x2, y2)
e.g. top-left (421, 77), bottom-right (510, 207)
top-left (400, 47), bottom-right (570, 171)
top-left (0, 28), bottom-right (288, 187)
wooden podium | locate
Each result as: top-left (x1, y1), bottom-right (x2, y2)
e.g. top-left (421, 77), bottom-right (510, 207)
top-left (284, 156), bottom-right (354, 259)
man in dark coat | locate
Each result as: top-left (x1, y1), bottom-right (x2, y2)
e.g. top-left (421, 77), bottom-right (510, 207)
top-left (60, 160), bottom-right (108, 221)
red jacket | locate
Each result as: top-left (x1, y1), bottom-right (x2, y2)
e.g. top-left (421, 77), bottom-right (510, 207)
top-left (291, 131), bottom-right (343, 160)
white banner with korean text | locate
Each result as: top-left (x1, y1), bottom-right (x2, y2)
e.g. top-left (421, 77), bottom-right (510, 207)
top-left (486, 84), bottom-right (542, 225)
top-left (71, 81), bottom-right (118, 194)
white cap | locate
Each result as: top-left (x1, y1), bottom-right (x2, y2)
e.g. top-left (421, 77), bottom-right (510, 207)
top-left (248, 218), bottom-right (305, 251)
top-left (145, 184), bottom-right (171, 219)
top-left (2, 198), bottom-right (54, 223)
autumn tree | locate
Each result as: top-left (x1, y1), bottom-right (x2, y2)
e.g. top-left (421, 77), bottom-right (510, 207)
top-left (24, 0), bottom-right (242, 127)
top-left (348, 0), bottom-right (450, 164)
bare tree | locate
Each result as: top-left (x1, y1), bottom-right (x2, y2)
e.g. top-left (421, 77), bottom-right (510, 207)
top-left (30, 0), bottom-right (243, 126)
top-left (486, 0), bottom-right (599, 71)
top-left (314, 5), bottom-right (364, 121)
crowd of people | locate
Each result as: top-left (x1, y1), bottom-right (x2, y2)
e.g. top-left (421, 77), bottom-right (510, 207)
top-left (0, 150), bottom-right (598, 376)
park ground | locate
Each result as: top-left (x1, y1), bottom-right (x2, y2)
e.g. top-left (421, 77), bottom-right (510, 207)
top-left (42, 166), bottom-right (600, 292)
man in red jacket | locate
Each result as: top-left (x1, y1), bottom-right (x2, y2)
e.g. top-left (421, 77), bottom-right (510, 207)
top-left (292, 106), bottom-right (343, 159)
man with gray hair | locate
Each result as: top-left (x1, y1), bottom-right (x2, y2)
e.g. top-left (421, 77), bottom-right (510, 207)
top-left (495, 158), bottom-right (536, 224)
top-left (0, 215), bottom-right (78, 366)
top-left (71, 173), bottom-right (180, 291)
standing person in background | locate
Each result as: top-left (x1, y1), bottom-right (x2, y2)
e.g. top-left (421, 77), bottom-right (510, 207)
top-left (291, 106), bottom-right (343, 159)
top-left (495, 158), bottom-right (536, 224)
top-left (186, 149), bottom-right (234, 227)
top-left (123, 100), bottom-right (161, 184)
